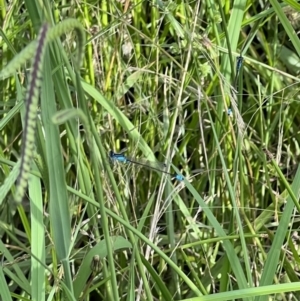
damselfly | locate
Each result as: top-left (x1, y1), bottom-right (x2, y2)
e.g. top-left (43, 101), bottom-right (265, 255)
top-left (109, 151), bottom-right (184, 181)
top-left (233, 55), bottom-right (244, 89)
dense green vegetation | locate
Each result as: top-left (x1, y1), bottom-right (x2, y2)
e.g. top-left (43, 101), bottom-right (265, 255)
top-left (1, 0), bottom-right (300, 300)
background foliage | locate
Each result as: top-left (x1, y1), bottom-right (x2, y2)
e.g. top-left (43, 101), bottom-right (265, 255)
top-left (1, 0), bottom-right (300, 300)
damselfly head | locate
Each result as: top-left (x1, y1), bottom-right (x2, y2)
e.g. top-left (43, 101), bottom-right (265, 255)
top-left (174, 173), bottom-right (184, 181)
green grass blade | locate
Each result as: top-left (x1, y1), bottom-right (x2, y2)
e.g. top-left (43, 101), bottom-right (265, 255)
top-left (40, 51), bottom-right (72, 293)
top-left (0, 267), bottom-right (13, 301)
top-left (256, 165), bottom-right (300, 301)
top-left (0, 161), bottom-right (20, 206)
top-left (29, 168), bottom-right (45, 301)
